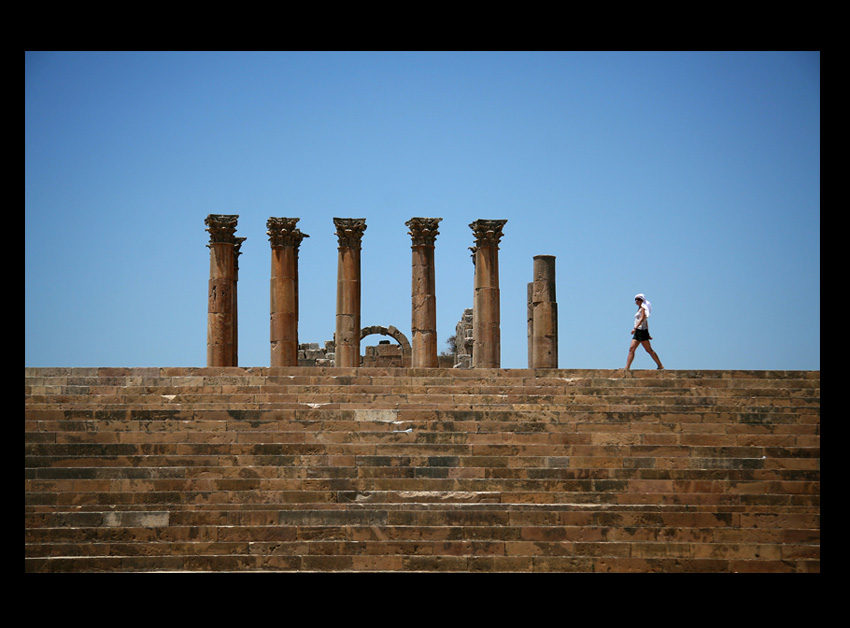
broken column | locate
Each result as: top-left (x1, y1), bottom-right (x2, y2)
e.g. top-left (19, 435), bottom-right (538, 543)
top-left (333, 218), bottom-right (367, 368)
top-left (525, 283), bottom-right (534, 369)
top-left (268, 217), bottom-right (308, 367)
top-left (205, 214), bottom-right (241, 367)
top-left (470, 219), bottom-right (506, 369)
top-left (529, 255), bottom-right (558, 369)
top-left (406, 217), bottom-right (442, 368)
top-left (232, 236), bottom-right (245, 366)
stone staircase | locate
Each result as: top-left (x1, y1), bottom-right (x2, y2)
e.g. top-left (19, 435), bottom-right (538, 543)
top-left (25, 367), bottom-right (820, 572)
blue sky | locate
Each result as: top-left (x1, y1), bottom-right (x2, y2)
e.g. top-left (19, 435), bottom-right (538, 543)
top-left (25, 51), bottom-right (819, 370)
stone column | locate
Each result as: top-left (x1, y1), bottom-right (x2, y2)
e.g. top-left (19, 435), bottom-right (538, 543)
top-left (205, 214), bottom-right (241, 367)
top-left (232, 236), bottom-right (245, 366)
top-left (530, 255), bottom-right (558, 369)
top-left (406, 217), bottom-right (442, 368)
top-left (268, 217), bottom-right (309, 367)
top-left (333, 218), bottom-right (367, 368)
top-left (525, 283), bottom-right (534, 369)
top-left (470, 219), bottom-right (506, 369)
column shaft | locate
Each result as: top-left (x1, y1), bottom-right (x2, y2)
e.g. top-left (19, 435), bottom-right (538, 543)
top-left (470, 219), bottom-right (506, 369)
top-left (268, 218), bottom-right (308, 367)
top-left (334, 218), bottom-right (367, 368)
top-left (531, 255), bottom-right (558, 368)
top-left (525, 283), bottom-right (534, 369)
top-left (407, 217), bottom-right (441, 368)
top-left (205, 214), bottom-right (241, 367)
top-left (232, 237), bottom-right (245, 366)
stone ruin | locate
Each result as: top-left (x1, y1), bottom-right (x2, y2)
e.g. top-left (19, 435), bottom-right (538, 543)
top-left (204, 214), bottom-right (558, 369)
top-left (297, 325), bottom-right (413, 367)
top-left (454, 308), bottom-right (474, 368)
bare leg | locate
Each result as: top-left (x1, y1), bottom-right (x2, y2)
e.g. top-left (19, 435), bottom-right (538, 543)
top-left (625, 339), bottom-right (639, 370)
top-left (640, 340), bottom-right (664, 369)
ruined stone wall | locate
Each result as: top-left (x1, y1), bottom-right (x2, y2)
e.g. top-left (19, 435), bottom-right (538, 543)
top-left (362, 341), bottom-right (405, 367)
top-left (298, 341), bottom-right (335, 367)
top-left (297, 323), bottom-right (412, 367)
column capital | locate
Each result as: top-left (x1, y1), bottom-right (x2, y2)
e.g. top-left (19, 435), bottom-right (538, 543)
top-left (205, 214), bottom-right (240, 245)
top-left (267, 217), bottom-right (309, 248)
top-left (233, 236), bottom-right (247, 271)
top-left (333, 218), bottom-right (367, 249)
top-left (469, 219), bottom-right (507, 248)
top-left (406, 217), bottom-right (442, 247)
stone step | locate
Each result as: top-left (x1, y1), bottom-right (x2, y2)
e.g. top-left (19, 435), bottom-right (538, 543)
top-left (26, 509), bottom-right (819, 542)
top-left (23, 368), bottom-right (820, 394)
top-left (23, 532), bottom-right (816, 557)
top-left (26, 498), bottom-right (822, 519)
top-left (23, 438), bottom-right (821, 453)
top-left (24, 377), bottom-right (821, 392)
top-left (26, 402), bottom-right (819, 418)
top-left (25, 455), bottom-right (820, 479)
top-left (27, 458), bottom-right (820, 501)
top-left (25, 479), bottom-right (821, 507)
top-left (24, 412), bottom-right (821, 440)
top-left (24, 554), bottom-right (818, 573)
top-left (24, 388), bottom-right (821, 404)
top-left (24, 374), bottom-right (820, 393)
top-left (24, 434), bottom-right (818, 456)
top-left (23, 397), bottom-right (822, 414)
top-left (25, 464), bottom-right (820, 481)
top-left (23, 367), bottom-right (821, 386)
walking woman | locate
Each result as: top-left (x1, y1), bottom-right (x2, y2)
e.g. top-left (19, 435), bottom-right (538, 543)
top-left (626, 293), bottom-right (664, 370)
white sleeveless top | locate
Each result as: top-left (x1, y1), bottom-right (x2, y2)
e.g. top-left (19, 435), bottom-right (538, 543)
top-left (634, 305), bottom-right (649, 330)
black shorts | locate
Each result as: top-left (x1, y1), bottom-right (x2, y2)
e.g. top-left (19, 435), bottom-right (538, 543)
top-left (633, 329), bottom-right (651, 342)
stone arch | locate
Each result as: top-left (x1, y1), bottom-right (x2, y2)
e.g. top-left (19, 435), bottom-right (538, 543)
top-left (360, 325), bottom-right (411, 367)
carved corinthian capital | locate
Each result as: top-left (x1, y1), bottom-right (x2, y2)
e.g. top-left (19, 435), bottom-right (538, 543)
top-left (333, 218), bottom-right (367, 249)
top-left (205, 214), bottom-right (240, 244)
top-left (406, 217), bottom-right (442, 247)
top-left (267, 217), bottom-right (309, 248)
top-left (469, 219), bottom-right (507, 248)
top-left (233, 237), bottom-right (247, 271)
